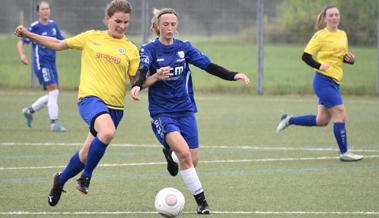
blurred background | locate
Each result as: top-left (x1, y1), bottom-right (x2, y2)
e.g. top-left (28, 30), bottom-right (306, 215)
top-left (0, 0), bottom-right (377, 95)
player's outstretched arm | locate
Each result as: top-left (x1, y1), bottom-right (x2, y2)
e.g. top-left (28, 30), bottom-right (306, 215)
top-left (234, 73), bottom-right (250, 85)
top-left (15, 25), bottom-right (68, 51)
top-left (205, 63), bottom-right (250, 85)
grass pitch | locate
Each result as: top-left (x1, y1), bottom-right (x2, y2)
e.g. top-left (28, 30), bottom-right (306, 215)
top-left (0, 90), bottom-right (378, 218)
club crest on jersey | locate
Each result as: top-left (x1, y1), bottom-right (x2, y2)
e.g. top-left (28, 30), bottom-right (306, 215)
top-left (142, 55), bottom-right (150, 64)
top-left (177, 51), bottom-right (185, 59)
top-left (117, 48), bottom-right (126, 54)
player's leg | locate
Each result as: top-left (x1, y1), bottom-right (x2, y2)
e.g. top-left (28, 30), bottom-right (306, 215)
top-left (166, 132), bottom-right (210, 214)
top-left (76, 101), bottom-right (123, 195)
top-left (47, 133), bottom-right (93, 206)
top-left (316, 104), bottom-right (331, 126)
top-left (76, 113), bottom-right (115, 195)
top-left (174, 114), bottom-right (210, 214)
top-left (276, 112), bottom-right (317, 133)
top-left (22, 68), bottom-right (49, 128)
top-left (328, 104), bottom-right (363, 161)
top-left (44, 65), bottom-right (65, 131)
top-left (318, 74), bottom-right (362, 161)
top-left (46, 84), bottom-right (65, 131)
top-left (151, 116), bottom-right (179, 176)
top-left (277, 72), bottom-right (329, 133)
top-left (162, 147), bottom-right (179, 176)
top-left (22, 94), bottom-right (48, 128)
top-left (190, 148), bottom-right (199, 167)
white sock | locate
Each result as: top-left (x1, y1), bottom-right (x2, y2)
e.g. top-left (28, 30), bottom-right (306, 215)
top-left (31, 95), bottom-right (48, 112)
top-left (47, 89), bottom-right (59, 120)
top-left (180, 166), bottom-right (203, 195)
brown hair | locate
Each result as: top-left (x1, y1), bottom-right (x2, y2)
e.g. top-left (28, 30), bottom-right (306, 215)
top-left (150, 8), bottom-right (177, 36)
top-left (105, 0), bottom-right (132, 18)
top-left (315, 5), bottom-right (338, 30)
top-left (36, 1), bottom-right (49, 12)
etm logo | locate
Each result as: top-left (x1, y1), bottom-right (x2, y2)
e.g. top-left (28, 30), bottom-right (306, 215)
top-left (170, 66), bottom-right (184, 77)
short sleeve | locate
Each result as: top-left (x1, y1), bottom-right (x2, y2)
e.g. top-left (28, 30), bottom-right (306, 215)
top-left (184, 41), bottom-right (211, 69)
top-left (128, 46), bottom-right (140, 77)
top-left (54, 22), bottom-right (64, 40)
top-left (304, 32), bottom-right (321, 55)
top-left (65, 30), bottom-right (93, 50)
top-left (139, 44), bottom-right (153, 68)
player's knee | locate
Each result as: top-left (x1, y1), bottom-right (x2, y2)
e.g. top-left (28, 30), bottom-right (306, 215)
top-left (317, 120), bottom-right (329, 127)
top-left (98, 129), bottom-right (116, 144)
top-left (316, 116), bottom-right (330, 127)
top-left (177, 150), bottom-right (192, 166)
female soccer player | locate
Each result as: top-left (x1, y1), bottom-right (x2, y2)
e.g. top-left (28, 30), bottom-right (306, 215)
top-left (17, 0), bottom-right (66, 131)
top-left (16, 0), bottom-right (139, 206)
top-left (276, 6), bottom-right (363, 162)
top-left (130, 8), bottom-right (250, 214)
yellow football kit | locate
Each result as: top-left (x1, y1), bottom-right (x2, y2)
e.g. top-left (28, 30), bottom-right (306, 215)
top-left (66, 30), bottom-right (140, 110)
top-left (304, 28), bottom-right (348, 82)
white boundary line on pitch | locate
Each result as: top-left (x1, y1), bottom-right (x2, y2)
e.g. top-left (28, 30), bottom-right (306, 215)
top-left (1, 210), bottom-right (378, 215)
top-left (1, 142), bottom-right (379, 153)
top-left (1, 155), bottom-right (379, 171)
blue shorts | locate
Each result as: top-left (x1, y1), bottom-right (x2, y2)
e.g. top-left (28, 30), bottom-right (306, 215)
top-left (78, 96), bottom-right (124, 136)
top-left (151, 113), bottom-right (199, 149)
top-left (312, 72), bottom-right (343, 108)
top-left (34, 63), bottom-right (59, 88)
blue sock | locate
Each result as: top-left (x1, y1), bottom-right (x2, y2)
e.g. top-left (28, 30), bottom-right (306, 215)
top-left (333, 122), bottom-right (348, 154)
top-left (58, 151), bottom-right (84, 185)
top-left (289, 114), bottom-right (317, 126)
top-left (82, 137), bottom-right (108, 178)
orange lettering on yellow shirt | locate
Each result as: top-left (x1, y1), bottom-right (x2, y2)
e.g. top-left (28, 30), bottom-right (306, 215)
top-left (95, 52), bottom-right (121, 64)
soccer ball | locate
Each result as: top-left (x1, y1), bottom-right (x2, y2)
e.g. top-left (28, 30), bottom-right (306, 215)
top-left (155, 187), bottom-right (185, 218)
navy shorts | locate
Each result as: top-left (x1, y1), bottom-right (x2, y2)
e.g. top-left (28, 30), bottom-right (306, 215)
top-left (78, 96), bottom-right (124, 135)
top-left (151, 113), bottom-right (199, 149)
top-left (313, 72), bottom-right (343, 108)
top-left (34, 63), bottom-right (59, 88)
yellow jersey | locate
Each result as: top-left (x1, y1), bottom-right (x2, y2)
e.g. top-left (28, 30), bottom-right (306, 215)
top-left (304, 28), bottom-right (348, 82)
top-left (66, 30), bottom-right (140, 110)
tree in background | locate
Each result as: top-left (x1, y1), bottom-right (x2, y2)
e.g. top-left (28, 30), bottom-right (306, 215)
top-left (275, 0), bottom-right (377, 45)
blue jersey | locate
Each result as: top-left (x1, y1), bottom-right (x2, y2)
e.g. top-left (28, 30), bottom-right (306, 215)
top-left (21, 20), bottom-right (64, 69)
top-left (140, 38), bottom-right (211, 117)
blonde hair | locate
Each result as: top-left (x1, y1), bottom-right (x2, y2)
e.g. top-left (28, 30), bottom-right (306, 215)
top-left (315, 5), bottom-right (338, 30)
top-left (105, 0), bottom-right (132, 18)
top-left (150, 8), bottom-right (177, 36)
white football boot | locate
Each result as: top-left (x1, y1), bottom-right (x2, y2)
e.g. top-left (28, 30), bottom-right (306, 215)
top-left (339, 152), bottom-right (364, 161)
top-left (276, 114), bottom-right (292, 133)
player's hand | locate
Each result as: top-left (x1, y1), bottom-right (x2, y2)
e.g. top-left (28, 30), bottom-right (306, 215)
top-left (130, 86), bottom-right (141, 101)
top-left (344, 52), bottom-right (355, 64)
top-left (156, 67), bottom-right (171, 80)
top-left (319, 64), bottom-right (329, 71)
top-left (20, 55), bottom-right (29, 65)
top-left (15, 25), bottom-right (28, 37)
top-left (234, 73), bottom-right (250, 85)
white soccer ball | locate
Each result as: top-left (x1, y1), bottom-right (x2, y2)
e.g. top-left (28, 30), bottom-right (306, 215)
top-left (155, 187), bottom-right (185, 218)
